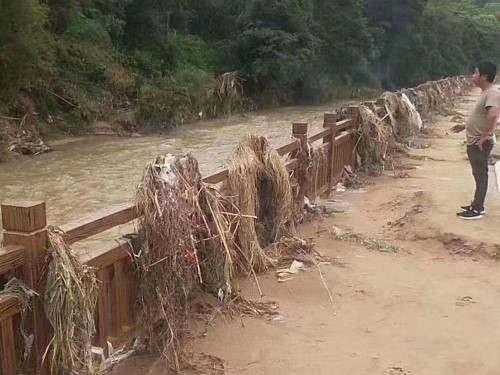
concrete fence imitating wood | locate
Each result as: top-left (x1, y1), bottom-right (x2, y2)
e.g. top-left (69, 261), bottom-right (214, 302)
top-left (0, 76), bottom-right (471, 375)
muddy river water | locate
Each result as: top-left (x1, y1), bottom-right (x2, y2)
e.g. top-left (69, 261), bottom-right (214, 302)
top-left (0, 101), bottom-right (360, 252)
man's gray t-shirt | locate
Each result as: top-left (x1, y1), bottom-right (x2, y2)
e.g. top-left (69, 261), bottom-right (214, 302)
top-left (466, 87), bottom-right (500, 145)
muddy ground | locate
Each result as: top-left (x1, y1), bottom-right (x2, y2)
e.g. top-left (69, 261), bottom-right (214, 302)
top-left (110, 90), bottom-right (500, 375)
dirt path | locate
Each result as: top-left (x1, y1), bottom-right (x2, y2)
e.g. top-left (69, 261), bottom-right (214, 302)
top-left (110, 91), bottom-right (500, 375)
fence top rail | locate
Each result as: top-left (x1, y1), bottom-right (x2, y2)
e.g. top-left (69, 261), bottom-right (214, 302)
top-left (335, 129), bottom-right (356, 144)
top-left (203, 169), bottom-right (228, 185)
top-left (0, 245), bottom-right (25, 275)
top-left (308, 128), bottom-right (332, 143)
top-left (276, 139), bottom-right (300, 156)
top-left (60, 203), bottom-right (137, 245)
top-left (83, 240), bottom-right (132, 269)
top-left (335, 118), bottom-right (355, 132)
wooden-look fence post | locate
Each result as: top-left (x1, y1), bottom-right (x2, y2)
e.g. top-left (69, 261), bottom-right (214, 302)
top-left (323, 112), bottom-right (338, 191)
top-left (292, 122), bottom-right (309, 203)
top-left (347, 105), bottom-right (360, 120)
top-left (1, 201), bottom-right (50, 375)
top-left (292, 122), bottom-right (308, 147)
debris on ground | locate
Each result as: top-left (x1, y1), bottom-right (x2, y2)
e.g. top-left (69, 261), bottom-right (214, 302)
top-left (393, 171), bottom-right (412, 179)
top-left (277, 260), bottom-right (305, 282)
top-left (330, 226), bottom-right (399, 253)
top-left (181, 352), bottom-right (227, 375)
top-left (270, 236), bottom-right (328, 267)
top-left (7, 131), bottom-right (52, 156)
top-left (303, 197), bottom-right (347, 220)
top-left (438, 233), bottom-right (487, 256)
top-left (135, 153), bottom-right (240, 371)
top-left (456, 296), bottom-right (476, 307)
top-left (387, 367), bottom-right (411, 375)
top-left (390, 205), bottom-right (424, 228)
top-left (335, 182), bottom-right (347, 192)
top-left (193, 294), bottom-right (279, 336)
top-left (101, 339), bottom-right (142, 372)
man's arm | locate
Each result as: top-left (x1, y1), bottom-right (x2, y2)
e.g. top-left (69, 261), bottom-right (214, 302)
top-left (483, 106), bottom-right (499, 137)
top-left (478, 106), bottom-right (499, 150)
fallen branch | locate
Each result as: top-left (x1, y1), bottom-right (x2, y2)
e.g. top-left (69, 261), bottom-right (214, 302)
top-left (45, 89), bottom-right (78, 108)
top-left (0, 115), bottom-right (22, 121)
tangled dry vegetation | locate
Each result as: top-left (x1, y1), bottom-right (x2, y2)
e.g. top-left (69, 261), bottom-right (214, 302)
top-left (0, 278), bottom-right (37, 373)
top-left (356, 77), bottom-right (472, 175)
top-left (132, 134), bottom-right (321, 373)
top-left (45, 227), bottom-right (99, 375)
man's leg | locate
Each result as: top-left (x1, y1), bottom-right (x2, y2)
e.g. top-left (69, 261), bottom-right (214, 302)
top-left (467, 142), bottom-right (493, 212)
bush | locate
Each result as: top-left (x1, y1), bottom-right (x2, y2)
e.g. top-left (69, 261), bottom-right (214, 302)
top-left (136, 68), bottom-right (215, 129)
top-left (123, 34), bottom-right (220, 77)
top-left (0, 0), bottom-right (54, 92)
top-left (63, 11), bottom-right (112, 46)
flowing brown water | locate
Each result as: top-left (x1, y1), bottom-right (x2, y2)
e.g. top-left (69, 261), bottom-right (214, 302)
top-left (0, 102), bottom-right (359, 250)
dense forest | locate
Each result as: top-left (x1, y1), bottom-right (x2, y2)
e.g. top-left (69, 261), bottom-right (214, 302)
top-left (1, 0), bottom-right (500, 138)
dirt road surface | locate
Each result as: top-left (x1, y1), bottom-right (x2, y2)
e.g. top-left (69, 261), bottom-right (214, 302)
top-left (110, 90), bottom-right (500, 375)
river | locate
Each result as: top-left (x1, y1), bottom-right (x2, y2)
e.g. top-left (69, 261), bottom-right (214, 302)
top-left (0, 101), bottom-right (360, 251)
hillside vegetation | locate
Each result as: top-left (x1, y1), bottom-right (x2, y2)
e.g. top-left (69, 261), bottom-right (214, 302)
top-left (1, 0), bottom-right (500, 148)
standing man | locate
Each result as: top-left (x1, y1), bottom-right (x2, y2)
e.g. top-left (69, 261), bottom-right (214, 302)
top-left (453, 62), bottom-right (500, 219)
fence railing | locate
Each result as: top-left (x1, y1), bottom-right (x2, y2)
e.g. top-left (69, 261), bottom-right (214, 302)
top-left (0, 75), bottom-right (470, 375)
top-left (0, 111), bottom-right (357, 374)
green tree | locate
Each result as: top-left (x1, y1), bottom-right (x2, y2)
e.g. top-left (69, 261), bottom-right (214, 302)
top-left (313, 0), bottom-right (373, 84)
top-left (231, 0), bottom-right (317, 100)
top-left (366, 0), bottom-right (429, 87)
top-left (0, 0), bottom-right (54, 92)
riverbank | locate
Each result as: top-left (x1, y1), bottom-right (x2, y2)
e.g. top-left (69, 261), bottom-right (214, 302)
top-left (0, 85), bottom-right (381, 164)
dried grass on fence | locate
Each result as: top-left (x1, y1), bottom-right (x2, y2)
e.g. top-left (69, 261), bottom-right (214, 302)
top-left (396, 93), bottom-right (423, 138)
top-left (226, 135), bottom-right (293, 272)
top-left (357, 105), bottom-right (392, 176)
top-left (198, 187), bottom-right (240, 298)
top-left (135, 154), bottom-right (238, 373)
top-left (306, 144), bottom-right (328, 199)
top-left (415, 89), bottom-right (431, 117)
top-left (0, 278), bottom-right (37, 371)
top-left (380, 91), bottom-right (398, 115)
top-left (44, 227), bottom-right (100, 375)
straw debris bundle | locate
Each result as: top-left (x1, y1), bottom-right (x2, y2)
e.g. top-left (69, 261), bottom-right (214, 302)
top-left (414, 88), bottom-right (431, 117)
top-left (395, 93), bottom-right (423, 138)
top-left (306, 144), bottom-right (329, 199)
top-left (380, 92), bottom-right (398, 114)
top-left (44, 227), bottom-right (100, 375)
top-left (209, 71), bottom-right (245, 117)
top-left (0, 278), bottom-right (37, 370)
top-left (354, 77), bottom-right (472, 174)
top-left (135, 153), bottom-right (238, 372)
top-left (357, 105), bottom-right (393, 176)
top-left (226, 135), bottom-right (293, 272)
top-left (271, 236), bottom-right (325, 267)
